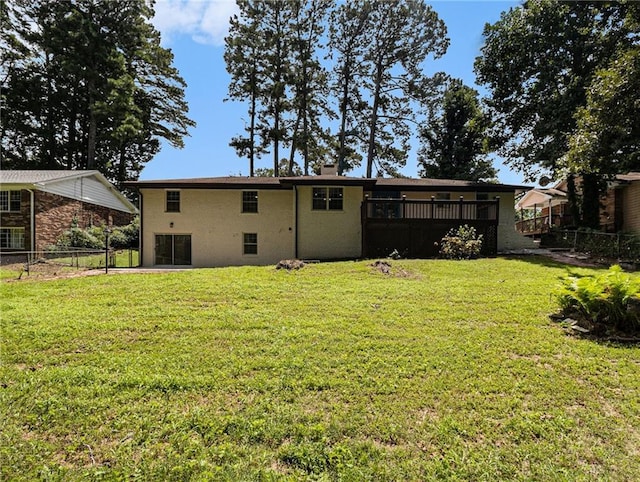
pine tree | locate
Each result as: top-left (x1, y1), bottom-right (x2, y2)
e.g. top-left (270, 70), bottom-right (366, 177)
top-left (360, 0), bottom-right (448, 177)
top-left (287, 0), bottom-right (333, 175)
top-left (0, 0), bottom-right (194, 187)
top-left (328, 0), bottom-right (371, 175)
top-left (225, 0), bottom-right (268, 177)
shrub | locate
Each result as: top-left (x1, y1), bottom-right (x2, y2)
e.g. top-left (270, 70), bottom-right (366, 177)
top-left (55, 217), bottom-right (139, 250)
top-left (56, 227), bottom-right (105, 249)
top-left (556, 265), bottom-right (640, 333)
top-left (439, 225), bottom-right (483, 260)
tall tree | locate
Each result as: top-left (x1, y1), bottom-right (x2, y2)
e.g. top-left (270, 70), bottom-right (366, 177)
top-left (287, 0), bottom-right (333, 175)
top-left (225, 0), bottom-right (267, 177)
top-left (475, 0), bottom-right (634, 227)
top-left (225, 0), bottom-right (335, 177)
top-left (328, 0), bottom-right (371, 175)
top-left (566, 4), bottom-right (640, 177)
top-left (359, 0), bottom-right (448, 178)
top-left (0, 0), bottom-right (194, 187)
top-left (257, 0), bottom-right (296, 176)
top-left (418, 80), bottom-right (496, 181)
top-left (226, 0), bottom-right (448, 178)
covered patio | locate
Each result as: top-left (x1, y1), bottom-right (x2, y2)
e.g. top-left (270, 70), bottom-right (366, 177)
top-left (515, 188), bottom-right (570, 235)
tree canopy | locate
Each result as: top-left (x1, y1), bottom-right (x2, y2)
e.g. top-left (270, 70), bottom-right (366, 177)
top-left (224, 0), bottom-right (449, 178)
top-left (475, 0), bottom-right (638, 227)
top-left (418, 80), bottom-right (496, 182)
top-left (565, 4), bottom-right (640, 177)
top-left (1, 0), bottom-right (194, 188)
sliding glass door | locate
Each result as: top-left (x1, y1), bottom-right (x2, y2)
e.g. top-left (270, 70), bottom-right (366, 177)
top-left (155, 234), bottom-right (192, 265)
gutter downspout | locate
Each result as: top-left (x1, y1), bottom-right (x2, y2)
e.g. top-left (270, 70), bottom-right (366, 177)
top-left (138, 192), bottom-right (143, 267)
top-left (27, 189), bottom-right (35, 253)
top-left (294, 186), bottom-right (298, 259)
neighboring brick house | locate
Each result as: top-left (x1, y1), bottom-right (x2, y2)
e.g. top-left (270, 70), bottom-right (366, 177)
top-left (0, 170), bottom-right (137, 252)
top-left (516, 172), bottom-right (640, 235)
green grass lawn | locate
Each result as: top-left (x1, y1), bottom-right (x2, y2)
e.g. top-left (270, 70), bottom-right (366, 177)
top-left (1, 258), bottom-right (639, 481)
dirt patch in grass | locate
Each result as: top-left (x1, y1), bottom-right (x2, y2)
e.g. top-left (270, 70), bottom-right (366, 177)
top-left (370, 260), bottom-right (415, 278)
top-left (2, 260), bottom-right (101, 282)
top-left (276, 259), bottom-right (306, 270)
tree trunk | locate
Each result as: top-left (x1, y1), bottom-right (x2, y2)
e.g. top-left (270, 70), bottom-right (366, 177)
top-left (581, 172), bottom-right (601, 229)
top-left (45, 52), bottom-right (57, 169)
top-left (337, 62), bottom-right (351, 176)
top-left (249, 69), bottom-right (257, 177)
top-left (300, 55), bottom-right (309, 175)
top-left (366, 62), bottom-right (383, 178)
top-left (117, 143), bottom-right (127, 188)
top-left (273, 102), bottom-right (280, 176)
top-left (566, 174), bottom-right (581, 227)
top-left (87, 77), bottom-right (97, 170)
top-left (288, 113), bottom-right (301, 176)
top-left (68, 110), bottom-right (77, 170)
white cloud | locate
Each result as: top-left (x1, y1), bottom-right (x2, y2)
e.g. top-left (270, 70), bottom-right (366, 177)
top-left (151, 0), bottom-right (238, 46)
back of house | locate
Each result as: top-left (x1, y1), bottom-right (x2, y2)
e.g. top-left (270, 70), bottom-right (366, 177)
top-left (128, 171), bottom-right (532, 268)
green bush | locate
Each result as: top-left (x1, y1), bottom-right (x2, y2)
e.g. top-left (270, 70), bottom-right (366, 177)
top-left (557, 265), bottom-right (640, 333)
top-left (55, 216), bottom-right (139, 250)
top-left (56, 227), bottom-right (105, 249)
top-left (439, 225), bottom-right (483, 260)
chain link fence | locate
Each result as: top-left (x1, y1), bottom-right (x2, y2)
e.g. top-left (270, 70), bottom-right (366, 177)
top-left (1, 248), bottom-right (139, 274)
top-left (542, 230), bottom-right (640, 261)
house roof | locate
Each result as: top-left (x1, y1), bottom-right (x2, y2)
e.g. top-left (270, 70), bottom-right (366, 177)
top-left (617, 172), bottom-right (640, 182)
top-left (127, 177), bottom-right (286, 190)
top-left (516, 188), bottom-right (568, 210)
top-left (0, 170), bottom-right (92, 184)
top-left (0, 170), bottom-right (137, 213)
top-left (127, 175), bottom-right (529, 192)
top-left (373, 177), bottom-right (528, 192)
top-left (518, 172), bottom-right (640, 210)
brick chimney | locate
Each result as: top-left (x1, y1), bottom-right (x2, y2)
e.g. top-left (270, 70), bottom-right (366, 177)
top-left (320, 163), bottom-right (338, 176)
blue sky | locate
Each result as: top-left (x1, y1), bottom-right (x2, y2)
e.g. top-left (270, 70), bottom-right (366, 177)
top-left (144, 0), bottom-right (522, 183)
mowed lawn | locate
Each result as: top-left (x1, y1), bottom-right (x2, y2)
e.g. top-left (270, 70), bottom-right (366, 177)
top-left (1, 258), bottom-right (639, 481)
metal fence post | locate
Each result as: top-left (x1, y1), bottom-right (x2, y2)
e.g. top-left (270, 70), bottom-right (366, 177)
top-left (105, 228), bottom-right (110, 274)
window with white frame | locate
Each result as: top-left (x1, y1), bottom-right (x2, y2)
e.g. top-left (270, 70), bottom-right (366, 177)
top-left (312, 187), bottom-right (343, 210)
top-left (243, 233), bottom-right (258, 255)
top-left (242, 191), bottom-right (258, 213)
top-left (0, 227), bottom-right (25, 249)
top-left (0, 190), bottom-right (21, 212)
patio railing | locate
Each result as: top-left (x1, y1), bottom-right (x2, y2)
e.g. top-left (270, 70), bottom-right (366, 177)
top-left (516, 214), bottom-right (573, 235)
top-left (363, 196), bottom-right (500, 222)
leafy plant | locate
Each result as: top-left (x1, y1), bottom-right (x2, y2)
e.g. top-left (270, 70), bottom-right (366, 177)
top-left (439, 224), bottom-right (483, 259)
top-left (557, 265), bottom-right (640, 333)
top-left (56, 227), bottom-right (105, 249)
top-left (54, 217), bottom-right (139, 250)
